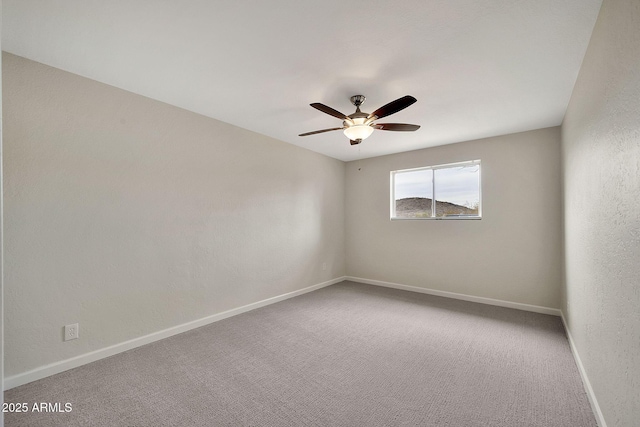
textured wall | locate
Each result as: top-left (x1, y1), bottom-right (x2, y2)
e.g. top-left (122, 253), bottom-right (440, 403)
top-left (3, 53), bottom-right (346, 377)
top-left (1, 4), bottom-right (5, 423)
top-left (561, 0), bottom-right (640, 425)
top-left (345, 127), bottom-right (563, 308)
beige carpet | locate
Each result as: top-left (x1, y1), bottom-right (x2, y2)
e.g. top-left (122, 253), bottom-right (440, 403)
top-left (5, 281), bottom-right (596, 426)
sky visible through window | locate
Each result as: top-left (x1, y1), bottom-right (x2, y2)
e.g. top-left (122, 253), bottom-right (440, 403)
top-left (395, 164), bottom-right (480, 208)
top-left (394, 169), bottom-right (433, 200)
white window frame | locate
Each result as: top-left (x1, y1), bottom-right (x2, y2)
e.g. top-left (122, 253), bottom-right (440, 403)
top-left (390, 160), bottom-right (482, 220)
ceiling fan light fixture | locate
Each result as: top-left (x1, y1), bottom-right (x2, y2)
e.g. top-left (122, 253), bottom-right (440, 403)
top-left (343, 124), bottom-right (374, 141)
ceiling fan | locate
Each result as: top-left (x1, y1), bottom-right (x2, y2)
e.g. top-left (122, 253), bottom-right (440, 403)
top-left (299, 95), bottom-right (420, 145)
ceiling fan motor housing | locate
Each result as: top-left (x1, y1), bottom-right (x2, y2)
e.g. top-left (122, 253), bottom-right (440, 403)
top-left (343, 110), bottom-right (369, 127)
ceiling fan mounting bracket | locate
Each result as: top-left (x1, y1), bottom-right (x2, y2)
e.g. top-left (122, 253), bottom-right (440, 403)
top-left (350, 95), bottom-right (366, 107)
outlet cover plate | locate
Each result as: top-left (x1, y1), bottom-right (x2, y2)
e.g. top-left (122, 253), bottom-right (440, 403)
top-left (64, 323), bottom-right (79, 341)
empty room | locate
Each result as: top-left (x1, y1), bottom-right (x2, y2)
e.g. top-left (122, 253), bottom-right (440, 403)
top-left (1, 0), bottom-right (638, 426)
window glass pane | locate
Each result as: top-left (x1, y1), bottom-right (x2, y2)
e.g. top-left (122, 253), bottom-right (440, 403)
top-left (394, 169), bottom-right (433, 218)
top-left (434, 164), bottom-right (480, 217)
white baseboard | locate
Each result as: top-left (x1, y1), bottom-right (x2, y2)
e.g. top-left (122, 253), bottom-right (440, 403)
top-left (560, 313), bottom-right (607, 427)
top-left (345, 276), bottom-right (562, 316)
top-left (4, 277), bottom-right (346, 390)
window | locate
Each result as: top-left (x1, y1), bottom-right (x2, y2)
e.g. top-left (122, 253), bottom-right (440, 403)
top-left (391, 160), bottom-right (481, 219)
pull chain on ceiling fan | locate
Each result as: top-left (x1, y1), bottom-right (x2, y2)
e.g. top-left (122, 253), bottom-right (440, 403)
top-left (299, 95), bottom-right (420, 145)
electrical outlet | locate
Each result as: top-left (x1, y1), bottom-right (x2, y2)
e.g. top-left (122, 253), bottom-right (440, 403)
top-left (64, 323), bottom-right (79, 341)
top-left (322, 262), bottom-right (327, 271)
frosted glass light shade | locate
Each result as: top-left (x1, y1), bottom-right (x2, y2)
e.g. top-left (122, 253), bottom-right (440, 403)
top-left (344, 124), bottom-right (374, 141)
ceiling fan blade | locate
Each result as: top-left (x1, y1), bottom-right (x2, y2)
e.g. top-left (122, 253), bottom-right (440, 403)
top-left (368, 96), bottom-right (417, 120)
top-left (310, 103), bottom-right (350, 120)
top-left (298, 127), bottom-right (343, 137)
top-left (374, 123), bottom-right (420, 132)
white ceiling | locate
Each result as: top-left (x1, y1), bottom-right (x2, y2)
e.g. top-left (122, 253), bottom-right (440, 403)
top-left (3, 0), bottom-right (602, 161)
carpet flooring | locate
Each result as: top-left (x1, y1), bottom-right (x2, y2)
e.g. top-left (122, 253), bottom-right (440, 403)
top-left (5, 281), bottom-right (597, 426)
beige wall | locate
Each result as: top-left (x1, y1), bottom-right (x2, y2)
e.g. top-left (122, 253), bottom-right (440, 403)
top-left (345, 127), bottom-right (563, 308)
top-left (2, 53), bottom-right (345, 377)
top-left (562, 0), bottom-right (640, 425)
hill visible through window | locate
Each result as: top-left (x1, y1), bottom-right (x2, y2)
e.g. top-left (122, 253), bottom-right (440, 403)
top-left (391, 161), bottom-right (481, 219)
